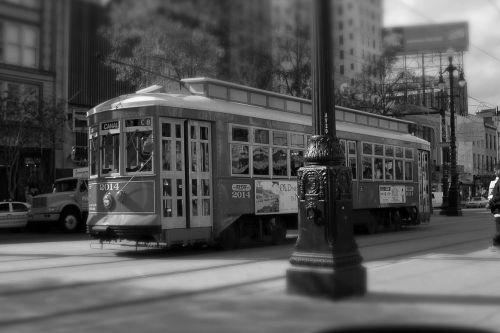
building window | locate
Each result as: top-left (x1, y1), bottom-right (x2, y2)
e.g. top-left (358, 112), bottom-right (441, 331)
top-left (0, 80), bottom-right (40, 119)
top-left (340, 50), bottom-right (344, 59)
top-left (0, 20), bottom-right (39, 68)
top-left (340, 64), bottom-right (344, 75)
top-left (4, 0), bottom-right (40, 8)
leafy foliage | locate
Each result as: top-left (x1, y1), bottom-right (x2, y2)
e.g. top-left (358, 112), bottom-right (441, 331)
top-left (99, 0), bottom-right (223, 89)
top-left (0, 92), bottom-right (66, 200)
top-left (272, 8), bottom-right (311, 99)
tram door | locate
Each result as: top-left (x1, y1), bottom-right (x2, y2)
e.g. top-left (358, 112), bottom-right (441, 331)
top-left (160, 118), bottom-right (186, 229)
top-left (418, 150), bottom-right (431, 215)
top-left (187, 121), bottom-right (212, 228)
top-left (160, 118), bottom-right (213, 230)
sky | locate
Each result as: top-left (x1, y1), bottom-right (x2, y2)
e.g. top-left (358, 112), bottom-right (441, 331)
top-left (383, 0), bottom-right (500, 114)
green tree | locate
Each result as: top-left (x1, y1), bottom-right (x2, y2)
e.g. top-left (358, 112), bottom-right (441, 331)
top-left (336, 47), bottom-right (413, 115)
top-left (272, 8), bottom-right (311, 99)
top-left (0, 92), bottom-right (66, 200)
top-left (100, 0), bottom-right (223, 90)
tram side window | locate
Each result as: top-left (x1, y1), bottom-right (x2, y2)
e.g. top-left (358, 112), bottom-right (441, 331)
top-left (362, 142), bottom-right (413, 182)
top-left (126, 130), bottom-right (153, 172)
top-left (362, 156), bottom-right (373, 179)
top-left (230, 124), bottom-right (306, 178)
top-left (231, 144), bottom-right (249, 175)
top-left (101, 133), bottom-right (119, 175)
top-left (291, 150), bottom-right (304, 176)
top-left (253, 129), bottom-right (270, 176)
top-left (374, 157), bottom-right (383, 180)
top-left (395, 159), bottom-right (404, 180)
top-left (89, 135), bottom-right (98, 177)
top-left (405, 161), bottom-right (413, 181)
top-left (291, 133), bottom-right (305, 177)
top-left (384, 145), bottom-right (393, 180)
top-left (253, 146), bottom-right (269, 175)
top-left (347, 141), bottom-right (357, 180)
top-left (272, 148), bottom-right (288, 176)
top-left (405, 148), bottom-right (413, 181)
top-left (362, 143), bottom-right (373, 180)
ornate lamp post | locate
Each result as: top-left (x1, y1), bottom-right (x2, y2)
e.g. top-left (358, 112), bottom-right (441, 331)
top-left (286, 0), bottom-right (366, 299)
top-left (438, 55), bottom-right (466, 216)
top-left (439, 89), bottom-right (449, 214)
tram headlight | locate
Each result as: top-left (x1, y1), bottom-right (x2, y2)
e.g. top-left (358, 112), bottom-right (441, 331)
top-left (103, 192), bottom-right (114, 210)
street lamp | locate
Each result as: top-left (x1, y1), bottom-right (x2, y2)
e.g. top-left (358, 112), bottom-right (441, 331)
top-left (437, 84), bottom-right (449, 214)
top-left (286, 0), bottom-right (366, 299)
top-left (438, 55), bottom-right (466, 216)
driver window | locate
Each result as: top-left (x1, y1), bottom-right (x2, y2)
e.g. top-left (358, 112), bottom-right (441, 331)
top-left (125, 118), bottom-right (153, 174)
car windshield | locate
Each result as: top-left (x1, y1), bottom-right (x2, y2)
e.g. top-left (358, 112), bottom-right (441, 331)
top-left (53, 179), bottom-right (78, 193)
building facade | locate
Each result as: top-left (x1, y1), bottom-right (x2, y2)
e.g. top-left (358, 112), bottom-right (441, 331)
top-left (270, 0), bottom-right (383, 94)
top-left (0, 0), bottom-right (133, 200)
top-left (0, 0), bottom-right (68, 200)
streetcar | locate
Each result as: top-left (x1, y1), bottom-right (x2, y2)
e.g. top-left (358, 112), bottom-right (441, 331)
top-left (86, 77), bottom-right (431, 248)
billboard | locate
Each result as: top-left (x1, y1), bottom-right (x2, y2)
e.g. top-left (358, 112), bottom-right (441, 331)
top-left (383, 22), bottom-right (469, 55)
top-left (255, 180), bottom-right (298, 215)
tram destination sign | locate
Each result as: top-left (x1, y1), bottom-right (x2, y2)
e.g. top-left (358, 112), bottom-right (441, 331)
top-left (125, 117), bottom-right (152, 127)
top-left (101, 121), bottom-right (119, 131)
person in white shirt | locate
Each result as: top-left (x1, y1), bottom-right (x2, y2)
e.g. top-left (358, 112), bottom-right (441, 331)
top-left (487, 163), bottom-right (500, 248)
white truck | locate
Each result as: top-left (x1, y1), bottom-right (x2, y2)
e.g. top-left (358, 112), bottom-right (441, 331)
top-left (29, 168), bottom-right (88, 232)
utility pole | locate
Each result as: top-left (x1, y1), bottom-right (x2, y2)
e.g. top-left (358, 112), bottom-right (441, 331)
top-left (286, 0), bottom-right (366, 299)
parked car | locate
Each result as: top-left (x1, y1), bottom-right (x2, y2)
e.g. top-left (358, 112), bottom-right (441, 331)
top-left (432, 192), bottom-right (443, 208)
top-left (465, 196), bottom-right (489, 208)
top-left (0, 201), bottom-right (31, 230)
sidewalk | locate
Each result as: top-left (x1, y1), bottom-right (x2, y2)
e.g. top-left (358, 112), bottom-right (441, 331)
top-left (179, 212), bottom-right (500, 333)
top-left (2, 212), bottom-right (499, 333)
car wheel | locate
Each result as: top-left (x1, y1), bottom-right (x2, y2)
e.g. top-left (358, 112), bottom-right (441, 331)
top-left (59, 210), bottom-right (80, 233)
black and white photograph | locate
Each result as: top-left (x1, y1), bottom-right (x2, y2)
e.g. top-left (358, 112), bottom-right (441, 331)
top-left (0, 0), bottom-right (500, 332)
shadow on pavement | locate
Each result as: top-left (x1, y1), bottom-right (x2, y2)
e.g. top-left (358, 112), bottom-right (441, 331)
top-left (319, 325), bottom-right (493, 333)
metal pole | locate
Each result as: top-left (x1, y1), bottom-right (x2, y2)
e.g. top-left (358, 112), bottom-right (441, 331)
top-left (439, 90), bottom-right (449, 214)
top-left (286, 0), bottom-right (366, 299)
top-left (446, 56), bottom-right (462, 216)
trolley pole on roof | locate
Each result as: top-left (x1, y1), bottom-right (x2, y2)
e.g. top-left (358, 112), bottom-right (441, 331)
top-left (286, 0), bottom-right (366, 299)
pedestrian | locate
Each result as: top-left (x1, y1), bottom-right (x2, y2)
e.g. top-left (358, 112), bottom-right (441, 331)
top-left (487, 162), bottom-right (500, 249)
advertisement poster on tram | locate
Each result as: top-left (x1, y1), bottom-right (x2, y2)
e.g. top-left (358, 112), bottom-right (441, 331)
top-left (379, 185), bottom-right (406, 204)
top-left (255, 180), bottom-right (298, 215)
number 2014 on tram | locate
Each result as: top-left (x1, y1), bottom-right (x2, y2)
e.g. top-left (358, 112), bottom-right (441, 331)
top-left (86, 78), bottom-right (431, 249)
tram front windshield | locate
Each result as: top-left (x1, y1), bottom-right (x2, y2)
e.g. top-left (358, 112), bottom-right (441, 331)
top-left (90, 118), bottom-right (154, 177)
top-left (126, 130), bottom-right (153, 172)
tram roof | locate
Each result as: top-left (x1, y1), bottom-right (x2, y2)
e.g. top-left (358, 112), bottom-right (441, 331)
top-left (88, 92), bottom-right (429, 148)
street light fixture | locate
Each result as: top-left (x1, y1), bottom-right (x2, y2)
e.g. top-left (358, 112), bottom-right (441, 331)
top-left (438, 55), bottom-right (466, 216)
top-left (438, 74), bottom-right (449, 214)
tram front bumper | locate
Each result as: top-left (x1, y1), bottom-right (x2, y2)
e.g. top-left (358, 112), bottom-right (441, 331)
top-left (87, 213), bottom-right (161, 242)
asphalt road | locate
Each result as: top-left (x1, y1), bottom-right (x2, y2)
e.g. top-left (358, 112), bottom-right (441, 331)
top-left (0, 209), bottom-right (497, 333)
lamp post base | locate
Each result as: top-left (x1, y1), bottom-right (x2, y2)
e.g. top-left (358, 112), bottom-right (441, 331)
top-left (445, 207), bottom-right (462, 216)
top-left (287, 260), bottom-right (366, 299)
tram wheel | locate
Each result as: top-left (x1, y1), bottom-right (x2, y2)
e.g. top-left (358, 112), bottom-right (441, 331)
top-left (271, 218), bottom-right (287, 245)
top-left (392, 210), bottom-right (402, 231)
top-left (59, 210), bottom-right (81, 233)
top-left (219, 224), bottom-right (240, 250)
top-left (365, 218), bottom-right (379, 234)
